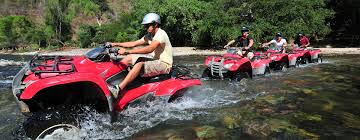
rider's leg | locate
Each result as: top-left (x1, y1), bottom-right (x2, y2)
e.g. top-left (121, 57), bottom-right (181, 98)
top-left (237, 51), bottom-right (243, 56)
top-left (120, 55), bottom-right (132, 65)
top-left (247, 52), bottom-right (254, 60)
top-left (118, 62), bottom-right (144, 90)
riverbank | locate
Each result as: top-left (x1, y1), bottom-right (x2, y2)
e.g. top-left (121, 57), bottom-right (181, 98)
top-left (1, 47), bottom-right (360, 56)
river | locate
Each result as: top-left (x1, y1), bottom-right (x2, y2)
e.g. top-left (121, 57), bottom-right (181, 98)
top-left (0, 54), bottom-right (359, 139)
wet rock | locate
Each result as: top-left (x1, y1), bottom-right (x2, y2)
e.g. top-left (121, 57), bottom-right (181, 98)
top-left (222, 116), bottom-right (240, 129)
top-left (335, 75), bottom-right (346, 80)
top-left (282, 79), bottom-right (306, 87)
top-left (277, 104), bottom-right (297, 115)
top-left (306, 114), bottom-right (322, 122)
top-left (267, 119), bottom-right (320, 139)
top-left (262, 95), bottom-right (277, 105)
top-left (319, 75), bottom-right (332, 82)
top-left (168, 135), bottom-right (184, 140)
top-left (322, 101), bottom-right (335, 112)
top-left (259, 108), bottom-right (275, 114)
top-left (293, 112), bottom-right (322, 123)
top-left (193, 125), bottom-right (218, 139)
top-left (341, 112), bottom-right (360, 129)
top-left (302, 89), bottom-right (316, 95)
top-left (243, 120), bottom-right (272, 137)
top-left (296, 129), bottom-right (320, 140)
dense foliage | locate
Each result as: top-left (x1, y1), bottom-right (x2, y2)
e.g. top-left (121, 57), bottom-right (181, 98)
top-left (131, 0), bottom-right (334, 47)
top-left (0, 16), bottom-right (36, 50)
top-left (0, 0), bottom-right (334, 50)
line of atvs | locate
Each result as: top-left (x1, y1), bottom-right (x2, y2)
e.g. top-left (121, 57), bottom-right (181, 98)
top-left (202, 46), bottom-right (322, 80)
top-left (11, 44), bottom-right (322, 139)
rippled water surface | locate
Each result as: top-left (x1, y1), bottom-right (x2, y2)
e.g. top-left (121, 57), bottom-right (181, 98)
top-left (0, 54), bottom-right (359, 139)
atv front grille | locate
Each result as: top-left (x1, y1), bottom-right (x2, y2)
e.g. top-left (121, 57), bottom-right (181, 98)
top-left (29, 55), bottom-right (75, 76)
top-left (210, 57), bottom-right (227, 78)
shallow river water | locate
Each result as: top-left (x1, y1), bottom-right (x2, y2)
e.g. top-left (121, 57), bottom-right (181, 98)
top-left (0, 54), bottom-right (359, 139)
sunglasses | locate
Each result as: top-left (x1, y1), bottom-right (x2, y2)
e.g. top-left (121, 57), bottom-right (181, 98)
top-left (144, 24), bottom-right (152, 29)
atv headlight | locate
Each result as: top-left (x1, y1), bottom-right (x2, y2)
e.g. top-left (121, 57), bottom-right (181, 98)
top-left (223, 63), bottom-right (234, 69)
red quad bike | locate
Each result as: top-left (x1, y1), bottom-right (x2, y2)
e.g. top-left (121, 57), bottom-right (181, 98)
top-left (307, 48), bottom-right (322, 63)
top-left (201, 48), bottom-right (252, 80)
top-left (255, 46), bottom-right (290, 71)
top-left (288, 47), bottom-right (323, 66)
top-left (11, 45), bottom-right (201, 139)
top-left (251, 51), bottom-right (272, 75)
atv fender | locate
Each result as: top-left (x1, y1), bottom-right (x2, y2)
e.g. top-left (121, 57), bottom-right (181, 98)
top-left (154, 79), bottom-right (201, 96)
top-left (116, 78), bottom-right (201, 110)
top-left (20, 73), bottom-right (111, 100)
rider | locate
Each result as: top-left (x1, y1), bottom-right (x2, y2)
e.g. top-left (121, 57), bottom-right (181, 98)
top-left (262, 32), bottom-right (288, 53)
top-left (107, 13), bottom-right (173, 98)
top-left (296, 33), bottom-right (310, 49)
top-left (224, 27), bottom-right (254, 60)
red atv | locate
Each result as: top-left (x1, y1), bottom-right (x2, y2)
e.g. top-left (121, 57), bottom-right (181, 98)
top-left (201, 48), bottom-right (252, 80)
top-left (254, 46), bottom-right (289, 71)
top-left (251, 51), bottom-right (272, 75)
top-left (288, 47), bottom-right (323, 66)
top-left (11, 45), bottom-right (201, 139)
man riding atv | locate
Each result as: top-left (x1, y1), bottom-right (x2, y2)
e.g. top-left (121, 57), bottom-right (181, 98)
top-left (224, 27), bottom-right (254, 60)
top-left (262, 32), bottom-right (288, 53)
top-left (107, 13), bottom-right (172, 99)
top-left (293, 33), bottom-right (310, 49)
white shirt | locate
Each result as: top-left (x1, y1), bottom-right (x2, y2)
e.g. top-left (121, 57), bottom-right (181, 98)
top-left (141, 28), bottom-right (173, 66)
top-left (270, 39), bottom-right (287, 51)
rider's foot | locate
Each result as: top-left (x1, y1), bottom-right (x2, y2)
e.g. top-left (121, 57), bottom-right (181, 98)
top-left (108, 85), bottom-right (121, 99)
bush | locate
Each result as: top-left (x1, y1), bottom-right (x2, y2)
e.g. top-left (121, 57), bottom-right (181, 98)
top-left (131, 0), bottom-right (334, 48)
top-left (78, 25), bottom-right (96, 48)
top-left (0, 16), bottom-right (35, 50)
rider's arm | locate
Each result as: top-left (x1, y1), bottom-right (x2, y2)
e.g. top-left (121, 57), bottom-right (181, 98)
top-left (304, 38), bottom-right (310, 47)
top-left (111, 39), bottom-right (146, 48)
top-left (247, 39), bottom-right (254, 48)
top-left (282, 40), bottom-right (288, 53)
top-left (262, 40), bottom-right (273, 47)
top-left (127, 40), bottom-right (160, 54)
top-left (225, 40), bottom-right (236, 47)
top-left (283, 40), bottom-right (288, 47)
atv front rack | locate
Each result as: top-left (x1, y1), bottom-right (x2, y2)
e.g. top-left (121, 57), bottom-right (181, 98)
top-left (29, 55), bottom-right (75, 76)
top-left (210, 57), bottom-right (227, 78)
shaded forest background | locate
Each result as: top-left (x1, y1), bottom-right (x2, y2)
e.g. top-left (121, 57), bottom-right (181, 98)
top-left (0, 0), bottom-right (359, 51)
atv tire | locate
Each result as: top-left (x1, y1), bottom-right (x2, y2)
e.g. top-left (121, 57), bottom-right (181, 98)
top-left (201, 68), bottom-right (213, 79)
top-left (295, 59), bottom-right (301, 67)
top-left (168, 88), bottom-right (188, 103)
top-left (23, 107), bottom-right (80, 139)
top-left (235, 71), bottom-right (250, 81)
top-left (264, 66), bottom-right (271, 75)
top-left (277, 61), bottom-right (288, 72)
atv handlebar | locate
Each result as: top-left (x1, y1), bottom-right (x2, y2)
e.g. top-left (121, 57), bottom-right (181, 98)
top-left (108, 48), bottom-right (119, 55)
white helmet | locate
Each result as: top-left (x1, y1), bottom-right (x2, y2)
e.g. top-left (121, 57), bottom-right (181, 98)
top-left (141, 13), bottom-right (161, 25)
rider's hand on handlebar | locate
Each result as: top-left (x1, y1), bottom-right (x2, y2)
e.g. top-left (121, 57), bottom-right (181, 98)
top-left (105, 42), bottom-right (112, 48)
top-left (261, 44), bottom-right (267, 48)
top-left (224, 45), bottom-right (229, 49)
top-left (118, 48), bottom-right (128, 55)
top-left (109, 48), bottom-right (119, 55)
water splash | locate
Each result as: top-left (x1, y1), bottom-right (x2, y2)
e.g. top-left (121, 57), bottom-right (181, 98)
top-left (0, 80), bottom-right (12, 89)
top-left (0, 59), bottom-right (25, 67)
top-left (74, 81), bottom-right (262, 139)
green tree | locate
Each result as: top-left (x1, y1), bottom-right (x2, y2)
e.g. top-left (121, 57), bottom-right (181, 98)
top-left (131, 0), bottom-right (334, 48)
top-left (132, 0), bottom-right (210, 46)
top-left (0, 16), bottom-right (34, 50)
top-left (77, 25), bottom-right (96, 48)
top-left (44, 0), bottom-right (72, 46)
top-left (44, 0), bottom-right (109, 47)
